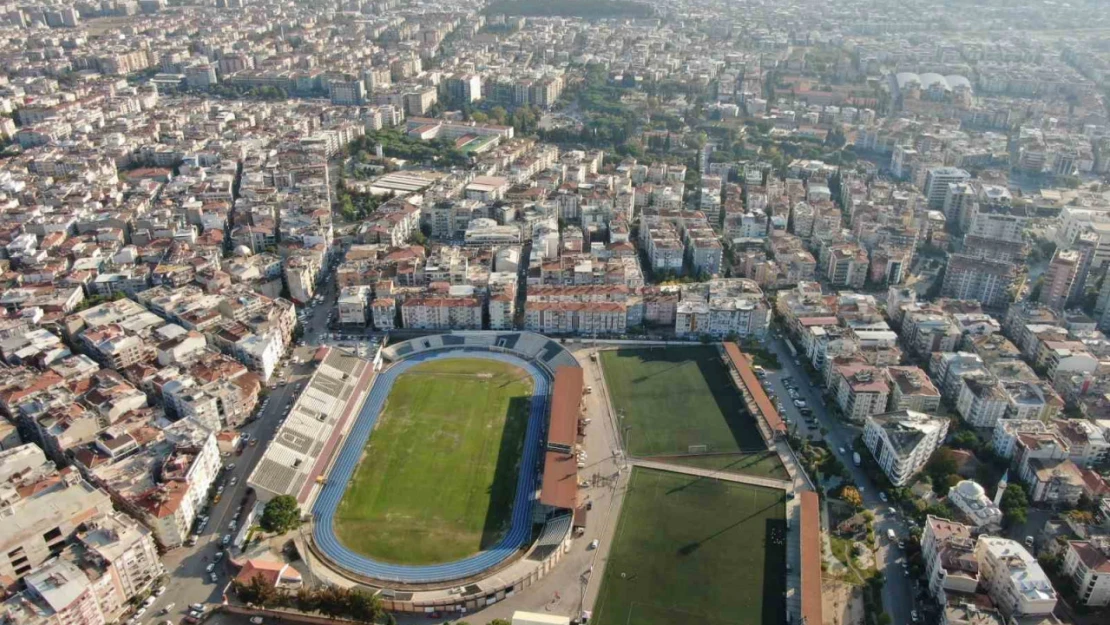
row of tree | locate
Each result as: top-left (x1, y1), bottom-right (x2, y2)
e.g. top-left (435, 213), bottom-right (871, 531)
top-left (233, 576), bottom-right (388, 624)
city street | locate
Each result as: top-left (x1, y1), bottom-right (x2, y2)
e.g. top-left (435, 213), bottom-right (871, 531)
top-left (139, 287), bottom-right (338, 625)
top-left (761, 334), bottom-right (919, 625)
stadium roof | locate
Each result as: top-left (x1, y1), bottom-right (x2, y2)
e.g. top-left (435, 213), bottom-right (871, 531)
top-left (547, 367), bottom-right (583, 450)
top-left (800, 491), bottom-right (823, 625)
top-left (723, 342), bottom-right (786, 435)
top-left (539, 451), bottom-right (577, 510)
top-left (247, 347), bottom-right (373, 506)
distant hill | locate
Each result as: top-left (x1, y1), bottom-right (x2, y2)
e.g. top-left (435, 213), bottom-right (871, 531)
top-left (484, 0), bottom-right (655, 20)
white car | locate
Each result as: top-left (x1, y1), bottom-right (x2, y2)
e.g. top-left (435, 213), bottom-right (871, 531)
top-left (206, 563), bottom-right (215, 573)
top-left (838, 447), bottom-right (846, 454)
top-left (793, 399), bottom-right (807, 408)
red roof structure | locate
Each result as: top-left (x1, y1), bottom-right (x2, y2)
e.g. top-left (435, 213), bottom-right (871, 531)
top-left (547, 367), bottom-right (583, 450)
top-left (540, 366), bottom-right (584, 510)
top-left (800, 491), bottom-right (823, 625)
top-left (723, 342), bottom-right (786, 435)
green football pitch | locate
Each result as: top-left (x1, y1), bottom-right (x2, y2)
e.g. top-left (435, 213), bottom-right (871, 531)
top-left (333, 358), bottom-right (533, 565)
top-left (592, 468), bottom-right (788, 625)
top-left (599, 347), bottom-right (786, 479)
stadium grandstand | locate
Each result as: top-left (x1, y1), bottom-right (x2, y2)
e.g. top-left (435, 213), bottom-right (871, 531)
top-left (247, 348), bottom-right (373, 509)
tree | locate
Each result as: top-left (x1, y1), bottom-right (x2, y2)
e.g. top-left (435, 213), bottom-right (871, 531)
top-left (260, 495), bottom-right (302, 534)
top-left (233, 573), bottom-right (279, 606)
top-left (841, 485), bottom-right (863, 509)
top-left (925, 447), bottom-right (959, 495)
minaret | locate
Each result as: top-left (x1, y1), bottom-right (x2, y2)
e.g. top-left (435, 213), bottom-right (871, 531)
top-left (994, 470), bottom-right (1008, 506)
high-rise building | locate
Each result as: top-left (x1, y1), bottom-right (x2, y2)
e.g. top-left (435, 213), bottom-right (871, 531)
top-left (924, 166), bottom-right (970, 209)
top-left (1041, 249), bottom-right (1080, 311)
top-left (1067, 231), bottom-right (1098, 306)
top-left (941, 254), bottom-right (1017, 309)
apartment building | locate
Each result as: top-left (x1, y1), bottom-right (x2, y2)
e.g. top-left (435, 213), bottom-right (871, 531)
top-left (941, 254), bottom-right (1017, 309)
top-left (0, 456), bottom-right (114, 583)
top-left (673, 279), bottom-right (770, 339)
top-left (400, 296), bottom-right (482, 330)
top-left (1063, 538), bottom-right (1110, 607)
top-left (975, 536), bottom-right (1057, 617)
top-left (885, 366), bottom-right (941, 413)
top-left (834, 363), bottom-right (890, 423)
top-left (863, 410), bottom-right (949, 487)
top-left (337, 286), bottom-right (372, 326)
top-left (1041, 249), bottom-right (1080, 311)
top-left (523, 302), bottom-right (628, 335)
top-left (922, 516), bottom-right (980, 605)
top-left (956, 374), bottom-right (1009, 428)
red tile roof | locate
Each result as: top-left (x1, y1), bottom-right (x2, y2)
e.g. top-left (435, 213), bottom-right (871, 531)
top-left (800, 491), bottom-right (823, 625)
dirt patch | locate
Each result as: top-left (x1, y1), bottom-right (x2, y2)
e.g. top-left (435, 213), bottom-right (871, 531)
top-left (822, 579), bottom-right (864, 625)
top-left (852, 541), bottom-right (875, 570)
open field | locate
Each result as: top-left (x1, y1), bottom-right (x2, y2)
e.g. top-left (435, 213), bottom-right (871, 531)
top-left (333, 358), bottom-right (533, 565)
top-left (599, 347), bottom-right (785, 478)
top-left (592, 468), bottom-right (787, 625)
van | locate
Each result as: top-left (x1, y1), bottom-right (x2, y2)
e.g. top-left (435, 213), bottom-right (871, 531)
top-left (886, 529), bottom-right (896, 542)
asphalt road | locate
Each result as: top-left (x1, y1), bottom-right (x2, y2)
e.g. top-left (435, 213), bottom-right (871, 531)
top-left (138, 276), bottom-right (340, 625)
top-left (761, 334), bottom-right (920, 625)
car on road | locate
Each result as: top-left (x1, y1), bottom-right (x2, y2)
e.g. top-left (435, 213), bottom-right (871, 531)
top-left (898, 541), bottom-right (905, 550)
top-left (135, 607), bottom-right (146, 618)
top-left (911, 610), bottom-right (919, 622)
top-left (838, 447), bottom-right (846, 454)
top-left (189, 604), bottom-right (205, 613)
top-left (793, 399), bottom-right (807, 408)
top-left (1025, 535), bottom-right (1035, 548)
top-left (154, 585), bottom-right (166, 597)
top-left (879, 491), bottom-right (887, 502)
top-left (160, 603), bottom-right (175, 615)
top-left (209, 572), bottom-right (219, 583)
top-left (206, 563), bottom-right (215, 573)
top-left (221, 534), bottom-right (231, 546)
top-left (588, 539), bottom-right (600, 550)
top-left (251, 618), bottom-right (265, 624)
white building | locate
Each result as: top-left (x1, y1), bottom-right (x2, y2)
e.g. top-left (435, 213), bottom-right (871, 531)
top-left (863, 410), bottom-right (949, 487)
top-left (947, 480), bottom-right (1003, 529)
top-left (338, 286), bottom-right (372, 326)
top-left (1063, 538), bottom-right (1110, 607)
top-left (955, 374), bottom-right (1008, 428)
top-left (235, 331), bottom-right (283, 381)
top-left (975, 536), bottom-right (1057, 617)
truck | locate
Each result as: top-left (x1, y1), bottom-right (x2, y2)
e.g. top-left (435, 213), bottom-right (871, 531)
top-left (852, 452), bottom-right (861, 467)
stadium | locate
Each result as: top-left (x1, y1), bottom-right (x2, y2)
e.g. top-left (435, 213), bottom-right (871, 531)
top-left (302, 331), bottom-right (584, 590)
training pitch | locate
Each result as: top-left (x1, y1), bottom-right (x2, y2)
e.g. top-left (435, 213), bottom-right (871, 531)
top-left (592, 468), bottom-right (788, 625)
top-left (333, 358), bottom-right (533, 565)
top-left (599, 346), bottom-right (786, 479)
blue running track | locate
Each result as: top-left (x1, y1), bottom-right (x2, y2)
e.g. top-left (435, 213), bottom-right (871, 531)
top-left (312, 349), bottom-right (550, 583)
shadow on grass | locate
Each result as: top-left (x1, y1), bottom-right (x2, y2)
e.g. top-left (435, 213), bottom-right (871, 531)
top-left (674, 498), bottom-right (785, 556)
top-left (612, 346), bottom-right (765, 453)
top-left (762, 518), bottom-right (788, 625)
top-left (479, 394), bottom-right (533, 550)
